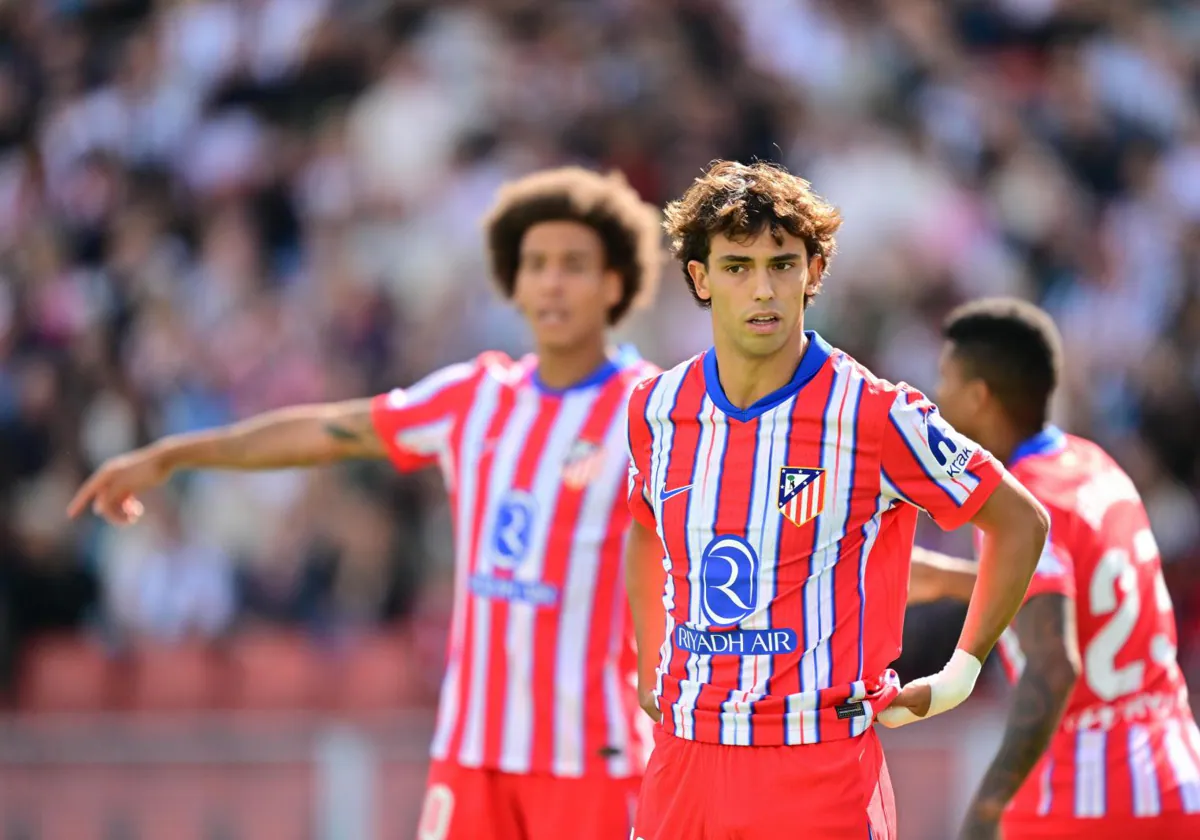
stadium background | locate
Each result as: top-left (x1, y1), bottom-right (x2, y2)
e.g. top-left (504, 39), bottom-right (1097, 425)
top-left (1, 0), bottom-right (1198, 837)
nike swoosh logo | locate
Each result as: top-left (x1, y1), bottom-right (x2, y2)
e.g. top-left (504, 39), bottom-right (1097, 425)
top-left (660, 485), bottom-right (693, 501)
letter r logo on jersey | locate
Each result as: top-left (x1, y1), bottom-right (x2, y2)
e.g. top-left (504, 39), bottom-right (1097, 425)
top-left (699, 535), bottom-right (759, 628)
top-left (491, 491), bottom-right (537, 570)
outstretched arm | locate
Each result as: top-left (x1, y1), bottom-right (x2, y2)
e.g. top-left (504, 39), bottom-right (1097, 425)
top-left (958, 593), bottom-right (1081, 840)
top-left (154, 399), bottom-right (387, 468)
top-left (68, 399), bottom-right (385, 524)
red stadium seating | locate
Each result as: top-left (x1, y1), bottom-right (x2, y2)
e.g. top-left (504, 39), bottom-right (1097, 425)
top-left (17, 635), bottom-right (124, 712)
top-left (128, 640), bottom-right (228, 711)
top-left (225, 630), bottom-right (326, 711)
top-left (16, 628), bottom-right (426, 714)
top-left (328, 628), bottom-right (420, 712)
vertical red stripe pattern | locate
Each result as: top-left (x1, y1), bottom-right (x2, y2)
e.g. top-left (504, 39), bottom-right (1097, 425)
top-left (630, 343), bottom-right (976, 747)
top-left (405, 353), bottom-right (654, 779)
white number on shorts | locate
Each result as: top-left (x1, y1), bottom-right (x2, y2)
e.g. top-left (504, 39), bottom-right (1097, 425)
top-left (417, 784), bottom-right (454, 840)
top-left (1084, 530), bottom-right (1174, 702)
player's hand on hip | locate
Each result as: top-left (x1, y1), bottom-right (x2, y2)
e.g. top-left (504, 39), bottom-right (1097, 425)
top-left (879, 679), bottom-right (933, 726)
top-left (67, 448), bottom-right (171, 525)
top-left (876, 648), bottom-right (982, 728)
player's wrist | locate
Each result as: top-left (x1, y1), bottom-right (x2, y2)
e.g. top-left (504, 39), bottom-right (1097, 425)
top-left (147, 440), bottom-right (184, 475)
top-left (929, 648), bottom-right (982, 714)
top-left (876, 648), bottom-right (981, 729)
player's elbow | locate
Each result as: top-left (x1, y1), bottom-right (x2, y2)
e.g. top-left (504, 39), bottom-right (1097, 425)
top-left (1030, 496), bottom-right (1051, 543)
top-left (1018, 594), bottom-right (1082, 701)
top-left (1062, 644), bottom-right (1082, 689)
top-left (1008, 479), bottom-right (1050, 557)
top-left (982, 476), bottom-right (1050, 553)
top-left (1054, 614), bottom-right (1083, 695)
top-left (1028, 642), bottom-right (1082, 700)
top-left (624, 521), bottom-right (661, 576)
top-left (1011, 477), bottom-right (1051, 545)
top-left (1017, 499), bottom-right (1051, 583)
top-left (626, 520), bottom-right (656, 554)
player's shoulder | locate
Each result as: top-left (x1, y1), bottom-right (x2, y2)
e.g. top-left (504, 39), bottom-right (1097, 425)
top-left (823, 347), bottom-right (928, 410)
top-left (1063, 433), bottom-right (1122, 473)
top-left (1011, 433), bottom-right (1102, 484)
top-left (1019, 434), bottom-right (1142, 521)
top-left (612, 345), bottom-right (662, 390)
top-left (467, 350), bottom-right (535, 390)
top-left (629, 352), bottom-right (703, 402)
top-left (381, 354), bottom-right (496, 406)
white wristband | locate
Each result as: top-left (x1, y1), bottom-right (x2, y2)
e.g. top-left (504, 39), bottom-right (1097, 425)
top-left (876, 648), bottom-right (982, 728)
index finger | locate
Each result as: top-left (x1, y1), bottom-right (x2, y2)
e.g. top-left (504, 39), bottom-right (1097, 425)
top-left (67, 471), bottom-right (105, 519)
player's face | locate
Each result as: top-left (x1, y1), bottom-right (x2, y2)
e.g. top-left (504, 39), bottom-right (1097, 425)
top-left (512, 220), bottom-right (622, 352)
top-left (688, 230), bottom-right (822, 359)
top-left (935, 344), bottom-right (983, 439)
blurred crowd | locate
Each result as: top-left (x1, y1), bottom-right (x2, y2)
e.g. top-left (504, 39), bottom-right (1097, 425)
top-left (1, 0), bottom-right (1199, 700)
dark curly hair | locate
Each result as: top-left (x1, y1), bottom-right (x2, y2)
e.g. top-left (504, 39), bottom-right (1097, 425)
top-left (483, 167), bottom-right (663, 325)
top-left (662, 160), bottom-right (843, 309)
top-left (943, 297), bottom-right (1064, 435)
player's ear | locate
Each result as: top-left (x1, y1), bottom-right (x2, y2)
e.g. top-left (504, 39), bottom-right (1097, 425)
top-left (808, 254), bottom-right (825, 283)
top-left (805, 254), bottom-right (824, 305)
top-left (687, 260), bottom-right (712, 302)
top-left (966, 377), bottom-right (990, 414)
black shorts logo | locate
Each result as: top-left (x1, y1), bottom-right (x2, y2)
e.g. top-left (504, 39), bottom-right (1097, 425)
top-left (835, 701), bottom-right (865, 720)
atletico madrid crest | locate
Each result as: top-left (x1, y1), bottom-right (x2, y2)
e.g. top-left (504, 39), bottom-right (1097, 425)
top-left (778, 467), bottom-right (826, 527)
top-left (562, 439), bottom-right (604, 489)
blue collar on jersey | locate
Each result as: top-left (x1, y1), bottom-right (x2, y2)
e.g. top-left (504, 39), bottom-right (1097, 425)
top-left (702, 330), bottom-right (833, 422)
top-left (531, 350), bottom-right (627, 396)
top-left (1009, 424), bottom-right (1067, 468)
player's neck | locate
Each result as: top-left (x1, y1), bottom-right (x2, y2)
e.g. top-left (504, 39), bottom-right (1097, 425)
top-left (714, 330), bottom-right (809, 410)
top-left (984, 420), bottom-right (1026, 466)
top-left (534, 336), bottom-right (612, 391)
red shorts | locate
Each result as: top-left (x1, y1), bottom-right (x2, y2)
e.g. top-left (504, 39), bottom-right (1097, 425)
top-left (632, 727), bottom-right (896, 840)
top-left (1001, 812), bottom-right (1200, 840)
top-left (415, 759), bottom-right (639, 840)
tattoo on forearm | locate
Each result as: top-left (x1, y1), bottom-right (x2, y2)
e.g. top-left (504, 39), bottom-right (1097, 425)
top-left (975, 663), bottom-right (1061, 804)
top-left (323, 423), bottom-right (361, 442)
top-left (972, 594), bottom-right (1078, 810)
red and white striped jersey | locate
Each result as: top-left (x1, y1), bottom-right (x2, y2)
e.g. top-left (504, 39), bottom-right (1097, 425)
top-left (992, 427), bottom-right (1200, 821)
top-left (371, 349), bottom-right (658, 778)
top-left (626, 332), bottom-right (1002, 747)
